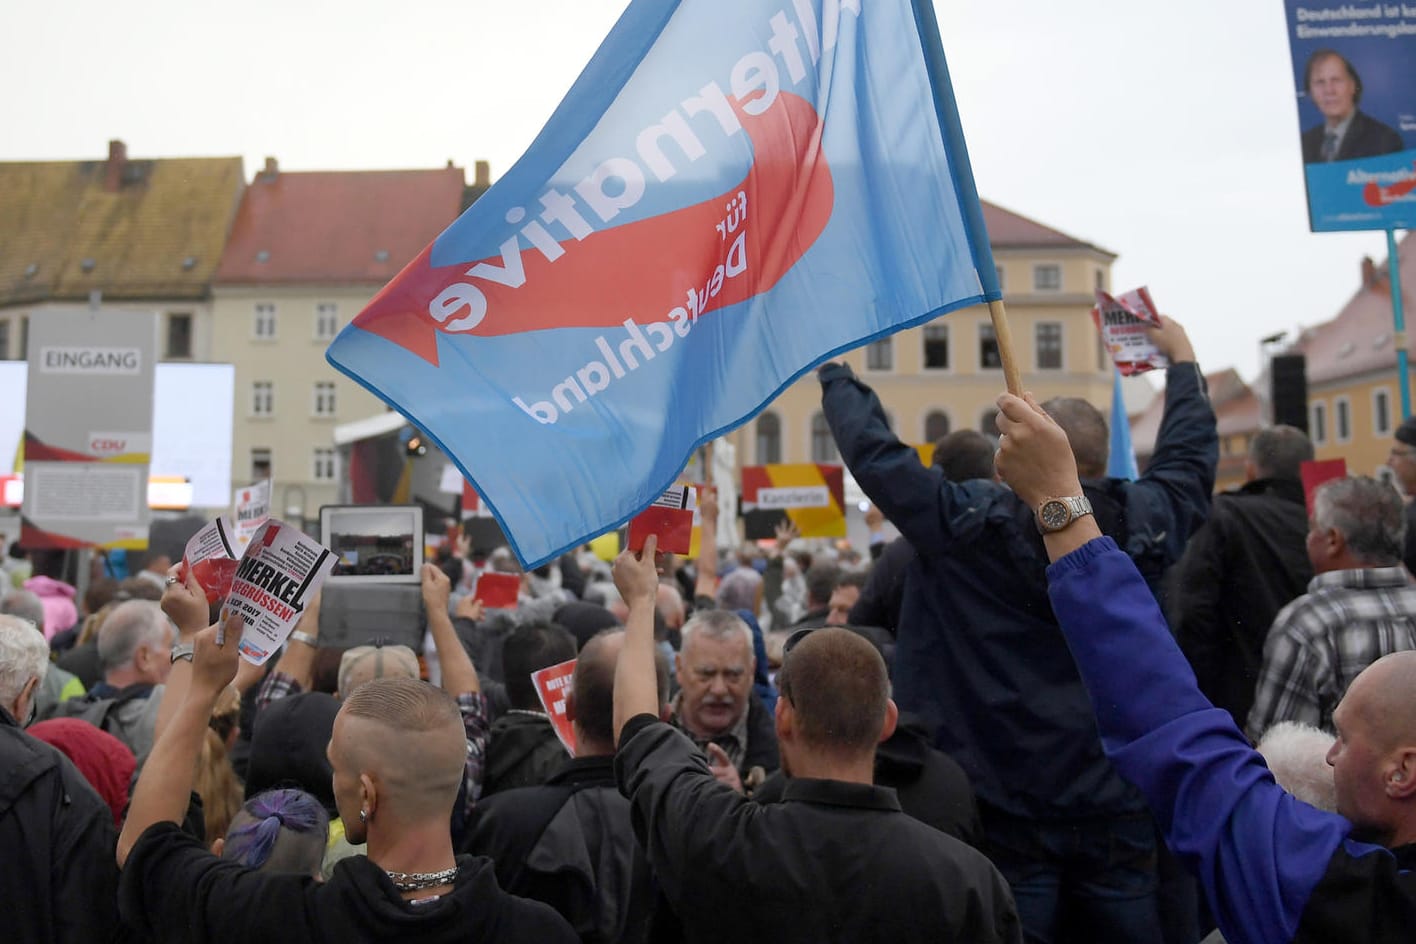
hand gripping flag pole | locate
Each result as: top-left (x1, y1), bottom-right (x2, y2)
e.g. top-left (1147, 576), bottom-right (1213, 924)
top-left (988, 299), bottom-right (1023, 397)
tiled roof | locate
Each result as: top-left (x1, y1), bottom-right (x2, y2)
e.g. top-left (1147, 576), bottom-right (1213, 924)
top-left (1287, 233), bottom-right (1415, 387)
top-left (1130, 367), bottom-right (1260, 457)
top-left (980, 200), bottom-right (1116, 258)
top-left (0, 145), bottom-right (244, 305)
top-left (215, 164), bottom-right (466, 284)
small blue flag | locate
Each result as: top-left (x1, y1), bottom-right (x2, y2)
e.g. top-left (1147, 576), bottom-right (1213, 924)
top-left (328, 0), bottom-right (1000, 567)
top-left (1108, 369), bottom-right (1139, 481)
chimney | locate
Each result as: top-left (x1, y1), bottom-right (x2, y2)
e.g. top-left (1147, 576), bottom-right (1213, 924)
top-left (475, 160), bottom-right (491, 189)
top-left (104, 139), bottom-right (128, 193)
top-left (261, 156), bottom-right (279, 180)
top-left (1362, 256), bottom-right (1390, 294)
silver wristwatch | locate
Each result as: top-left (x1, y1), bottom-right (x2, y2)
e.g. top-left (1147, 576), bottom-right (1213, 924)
top-left (1035, 496), bottom-right (1094, 534)
top-left (170, 642), bottom-right (195, 664)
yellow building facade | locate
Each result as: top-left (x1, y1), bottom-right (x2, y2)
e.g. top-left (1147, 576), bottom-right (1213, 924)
top-left (718, 202), bottom-right (1118, 469)
top-left (1290, 236), bottom-right (1414, 485)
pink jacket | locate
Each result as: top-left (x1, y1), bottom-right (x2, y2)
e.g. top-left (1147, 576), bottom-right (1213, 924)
top-left (23, 576), bottom-right (78, 639)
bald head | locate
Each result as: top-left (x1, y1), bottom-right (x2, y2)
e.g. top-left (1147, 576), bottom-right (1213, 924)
top-left (1042, 397), bottom-right (1109, 479)
top-left (1348, 651), bottom-right (1416, 750)
top-left (331, 678), bottom-right (466, 827)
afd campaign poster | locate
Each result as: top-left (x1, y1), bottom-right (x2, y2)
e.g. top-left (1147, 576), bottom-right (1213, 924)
top-left (1283, 1), bottom-right (1416, 232)
top-left (328, 0), bottom-right (1000, 568)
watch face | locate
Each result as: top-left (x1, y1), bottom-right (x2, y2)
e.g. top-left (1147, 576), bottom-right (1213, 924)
top-left (1039, 499), bottom-right (1070, 531)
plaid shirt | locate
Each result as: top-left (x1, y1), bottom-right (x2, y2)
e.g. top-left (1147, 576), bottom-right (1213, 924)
top-left (256, 669), bottom-right (490, 818)
top-left (1246, 566), bottom-right (1416, 740)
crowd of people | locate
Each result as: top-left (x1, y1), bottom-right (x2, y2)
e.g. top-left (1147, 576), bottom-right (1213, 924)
top-left (3, 314), bottom-right (1414, 943)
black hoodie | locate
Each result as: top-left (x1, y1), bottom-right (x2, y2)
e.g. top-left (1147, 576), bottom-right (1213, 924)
top-left (120, 822), bottom-right (576, 943)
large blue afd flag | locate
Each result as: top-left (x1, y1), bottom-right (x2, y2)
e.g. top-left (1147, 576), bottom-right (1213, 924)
top-left (327, 0), bottom-right (1000, 568)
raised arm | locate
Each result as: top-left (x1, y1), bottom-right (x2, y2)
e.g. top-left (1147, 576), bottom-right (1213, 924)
top-left (819, 362), bottom-right (990, 554)
top-left (694, 486), bottom-right (720, 603)
top-left (155, 564), bottom-right (215, 743)
top-left (1132, 317), bottom-right (1219, 556)
top-left (996, 390), bottom-right (1349, 944)
top-left (422, 564), bottom-right (479, 697)
top-left (119, 615), bottom-right (241, 867)
top-left (613, 535), bottom-right (662, 742)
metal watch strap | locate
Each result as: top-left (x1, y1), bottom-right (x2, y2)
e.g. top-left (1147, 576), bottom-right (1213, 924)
top-left (170, 643), bottom-right (195, 664)
top-left (289, 631), bottom-right (319, 648)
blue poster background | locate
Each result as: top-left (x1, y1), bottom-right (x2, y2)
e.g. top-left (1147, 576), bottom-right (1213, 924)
top-left (1283, 0), bottom-right (1416, 231)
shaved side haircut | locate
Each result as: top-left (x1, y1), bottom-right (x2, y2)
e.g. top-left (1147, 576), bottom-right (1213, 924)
top-left (777, 628), bottom-right (889, 756)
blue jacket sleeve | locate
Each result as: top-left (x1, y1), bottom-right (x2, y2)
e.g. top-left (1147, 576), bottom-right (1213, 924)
top-left (819, 362), bottom-right (1003, 554)
top-left (1127, 362), bottom-right (1218, 567)
top-left (1046, 537), bottom-right (1354, 944)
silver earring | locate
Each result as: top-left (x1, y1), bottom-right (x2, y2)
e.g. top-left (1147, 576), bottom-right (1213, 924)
top-left (358, 809), bottom-right (368, 823)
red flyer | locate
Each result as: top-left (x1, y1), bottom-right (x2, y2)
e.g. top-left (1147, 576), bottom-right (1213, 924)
top-left (1092, 286), bottom-right (1167, 376)
top-left (1300, 458), bottom-right (1348, 516)
top-left (531, 657), bottom-right (577, 756)
top-left (182, 517), bottom-right (240, 605)
top-left (627, 484), bottom-right (697, 554)
top-left (474, 571), bottom-right (520, 609)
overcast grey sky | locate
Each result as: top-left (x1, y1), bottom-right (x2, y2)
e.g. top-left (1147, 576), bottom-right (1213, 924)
top-left (2, 0), bottom-right (1398, 381)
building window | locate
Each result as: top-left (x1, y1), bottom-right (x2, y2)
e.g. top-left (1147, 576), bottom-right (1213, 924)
top-left (1033, 264), bottom-right (1062, 292)
top-left (1311, 401), bottom-right (1328, 445)
top-left (251, 448), bottom-right (272, 481)
top-left (1373, 388), bottom-right (1392, 436)
top-left (922, 324), bottom-right (950, 370)
top-left (979, 324), bottom-right (1002, 370)
top-left (252, 381), bottom-right (274, 416)
top-left (313, 381), bottom-right (337, 416)
top-left (1335, 396), bottom-right (1352, 443)
top-left (0, 320), bottom-right (8, 360)
top-left (18, 316), bottom-right (28, 359)
top-left (1095, 268), bottom-right (1105, 291)
top-left (253, 303), bottom-right (277, 339)
top-left (995, 266), bottom-right (1005, 292)
top-left (312, 448), bottom-right (337, 482)
top-left (166, 312), bottom-right (193, 359)
top-left (924, 411), bottom-right (951, 442)
top-left (756, 412), bottom-right (782, 464)
top-left (810, 412), bottom-right (838, 463)
top-left (865, 338), bottom-right (893, 372)
top-left (315, 302), bottom-right (339, 341)
top-left (1036, 322), bottom-right (1064, 370)
top-left (979, 408), bottom-right (999, 436)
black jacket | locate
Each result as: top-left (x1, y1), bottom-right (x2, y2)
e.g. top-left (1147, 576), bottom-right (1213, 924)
top-left (821, 361), bottom-right (1216, 819)
top-left (465, 755), bottom-right (652, 944)
top-left (754, 713), bottom-right (982, 848)
top-left (1301, 110), bottom-right (1405, 163)
top-left (1169, 477), bottom-right (1312, 729)
top-left (0, 706), bottom-right (121, 943)
top-left (616, 716), bottom-right (1020, 943)
top-left (120, 821), bottom-right (576, 943)
top-left (484, 711), bottom-right (570, 796)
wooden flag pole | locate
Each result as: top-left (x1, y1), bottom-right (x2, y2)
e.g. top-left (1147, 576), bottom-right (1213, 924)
top-left (988, 299), bottom-right (1024, 397)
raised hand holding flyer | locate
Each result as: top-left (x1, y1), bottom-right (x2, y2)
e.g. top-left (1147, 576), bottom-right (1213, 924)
top-left (224, 520), bottom-right (336, 664)
top-left (1092, 287), bottom-right (1167, 376)
top-left (182, 517), bottom-right (240, 605)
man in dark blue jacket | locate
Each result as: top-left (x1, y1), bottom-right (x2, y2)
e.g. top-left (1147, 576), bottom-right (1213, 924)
top-left (996, 387), bottom-right (1416, 944)
top-left (820, 316), bottom-right (1215, 943)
